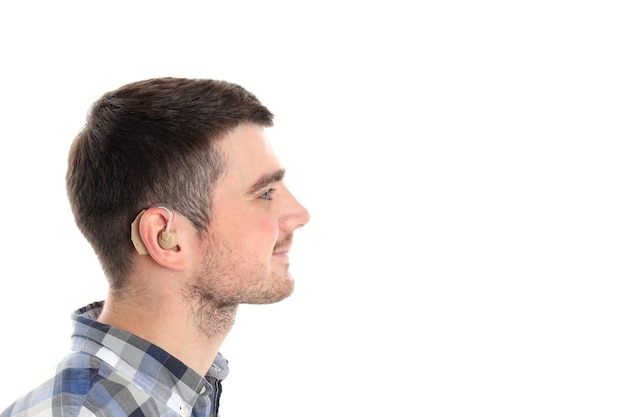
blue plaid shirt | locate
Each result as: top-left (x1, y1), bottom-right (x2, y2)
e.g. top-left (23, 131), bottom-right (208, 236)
top-left (1, 301), bottom-right (229, 417)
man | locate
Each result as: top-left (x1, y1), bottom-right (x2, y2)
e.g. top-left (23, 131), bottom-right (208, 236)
top-left (1, 77), bottom-right (310, 417)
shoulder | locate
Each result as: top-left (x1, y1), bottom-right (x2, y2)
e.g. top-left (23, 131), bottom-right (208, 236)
top-left (1, 352), bottom-right (169, 417)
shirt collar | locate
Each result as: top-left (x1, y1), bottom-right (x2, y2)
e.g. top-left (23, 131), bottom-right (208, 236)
top-left (71, 301), bottom-right (229, 415)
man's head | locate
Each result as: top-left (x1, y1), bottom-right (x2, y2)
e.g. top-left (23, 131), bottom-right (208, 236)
top-left (66, 78), bottom-right (308, 300)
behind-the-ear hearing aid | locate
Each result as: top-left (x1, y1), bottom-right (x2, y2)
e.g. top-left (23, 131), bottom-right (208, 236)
top-left (157, 205), bottom-right (178, 249)
top-left (130, 205), bottom-right (178, 254)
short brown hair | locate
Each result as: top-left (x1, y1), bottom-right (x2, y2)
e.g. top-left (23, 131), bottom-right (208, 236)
top-left (66, 77), bottom-right (274, 289)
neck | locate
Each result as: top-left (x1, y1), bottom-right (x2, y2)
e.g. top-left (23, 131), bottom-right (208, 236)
top-left (98, 288), bottom-right (237, 377)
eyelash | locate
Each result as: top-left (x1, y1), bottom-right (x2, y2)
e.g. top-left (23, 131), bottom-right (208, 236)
top-left (259, 188), bottom-right (276, 201)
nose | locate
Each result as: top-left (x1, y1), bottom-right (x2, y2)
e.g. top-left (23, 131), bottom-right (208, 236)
top-left (280, 188), bottom-right (310, 232)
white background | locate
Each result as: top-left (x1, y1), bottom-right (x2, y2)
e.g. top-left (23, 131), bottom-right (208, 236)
top-left (1, 1), bottom-right (625, 416)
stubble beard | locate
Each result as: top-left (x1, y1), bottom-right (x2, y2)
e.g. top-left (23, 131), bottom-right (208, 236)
top-left (183, 235), bottom-right (294, 339)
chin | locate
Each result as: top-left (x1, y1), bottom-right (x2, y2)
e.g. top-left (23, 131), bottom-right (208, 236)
top-left (268, 273), bottom-right (295, 303)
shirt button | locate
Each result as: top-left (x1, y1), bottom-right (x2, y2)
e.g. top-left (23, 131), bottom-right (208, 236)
top-left (179, 405), bottom-right (192, 417)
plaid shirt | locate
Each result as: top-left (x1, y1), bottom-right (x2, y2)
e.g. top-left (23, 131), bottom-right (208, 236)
top-left (1, 301), bottom-right (229, 417)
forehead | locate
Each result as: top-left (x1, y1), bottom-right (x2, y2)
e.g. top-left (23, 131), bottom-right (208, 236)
top-left (217, 123), bottom-right (283, 186)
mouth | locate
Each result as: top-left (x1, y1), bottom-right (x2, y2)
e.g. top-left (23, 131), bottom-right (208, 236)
top-left (273, 246), bottom-right (291, 259)
top-left (273, 234), bottom-right (293, 257)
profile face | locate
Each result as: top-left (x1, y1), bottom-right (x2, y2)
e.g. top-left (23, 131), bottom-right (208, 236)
top-left (194, 123), bottom-right (310, 305)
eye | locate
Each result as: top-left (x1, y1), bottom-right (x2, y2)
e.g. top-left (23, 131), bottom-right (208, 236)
top-left (259, 188), bottom-right (275, 201)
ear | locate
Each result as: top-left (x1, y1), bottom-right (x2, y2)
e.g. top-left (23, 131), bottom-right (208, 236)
top-left (134, 206), bottom-right (185, 270)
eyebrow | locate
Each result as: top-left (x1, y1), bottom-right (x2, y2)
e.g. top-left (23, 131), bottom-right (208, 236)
top-left (246, 168), bottom-right (286, 196)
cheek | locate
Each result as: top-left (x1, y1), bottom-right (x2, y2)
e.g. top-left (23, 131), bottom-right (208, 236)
top-left (213, 199), bottom-right (280, 254)
top-left (238, 215), bottom-right (279, 253)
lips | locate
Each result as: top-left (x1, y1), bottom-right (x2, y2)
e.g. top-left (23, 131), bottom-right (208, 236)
top-left (273, 234), bottom-right (293, 255)
top-left (273, 245), bottom-right (291, 255)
